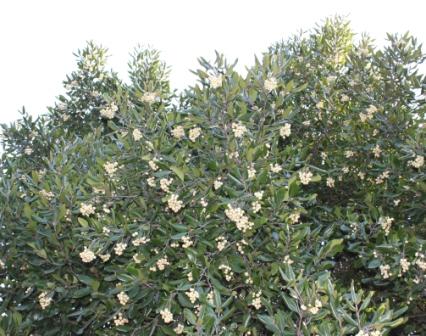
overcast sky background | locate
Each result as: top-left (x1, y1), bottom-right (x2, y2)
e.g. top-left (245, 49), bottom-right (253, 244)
top-left (1, 0), bottom-right (425, 125)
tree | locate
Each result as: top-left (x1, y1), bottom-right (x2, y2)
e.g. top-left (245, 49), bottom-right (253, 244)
top-left (0, 17), bottom-right (424, 335)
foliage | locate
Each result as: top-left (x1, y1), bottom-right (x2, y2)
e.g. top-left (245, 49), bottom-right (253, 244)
top-left (0, 17), bottom-right (425, 336)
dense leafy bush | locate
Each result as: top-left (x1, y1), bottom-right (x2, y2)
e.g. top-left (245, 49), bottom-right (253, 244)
top-left (0, 18), bottom-right (425, 335)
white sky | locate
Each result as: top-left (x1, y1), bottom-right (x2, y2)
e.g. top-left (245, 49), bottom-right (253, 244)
top-left (0, 0), bottom-right (425, 125)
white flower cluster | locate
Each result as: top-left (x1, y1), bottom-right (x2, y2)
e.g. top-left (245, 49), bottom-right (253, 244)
top-left (378, 216), bottom-right (393, 235)
top-left (114, 312), bottom-right (129, 326)
top-left (280, 123), bottom-right (291, 138)
top-left (247, 164), bottom-right (256, 179)
top-left (104, 161), bottom-right (119, 178)
top-left (415, 252), bottom-right (426, 271)
top-left (174, 324), bottom-right (184, 334)
top-left (326, 177), bottom-right (335, 188)
top-left (301, 299), bottom-right (322, 314)
top-left (214, 177), bottom-right (223, 190)
top-left (270, 163), bottom-right (282, 173)
top-left (400, 258), bottom-right (410, 274)
top-left (38, 291), bottom-right (52, 310)
top-left (250, 290), bottom-right (262, 310)
top-left (189, 127), bottom-right (201, 142)
top-left (251, 201), bottom-right (261, 213)
top-left (133, 129), bottom-right (143, 141)
top-left (114, 242), bottom-right (127, 256)
top-left (236, 239), bottom-right (248, 254)
top-left (160, 178), bottom-right (173, 193)
top-left (225, 204), bottom-right (254, 232)
top-left (156, 256), bottom-right (170, 271)
top-left (372, 144), bottom-right (381, 158)
top-left (140, 91), bottom-right (157, 104)
top-left (345, 150), bottom-right (355, 158)
top-left (289, 212), bottom-right (300, 224)
top-left (181, 235), bottom-right (193, 248)
top-left (216, 236), bottom-right (227, 251)
top-left (408, 155), bottom-right (424, 169)
top-left (24, 147), bottom-right (33, 155)
top-left (160, 308), bottom-right (173, 323)
top-left (171, 125), bottom-right (185, 139)
top-left (244, 272), bottom-right (253, 285)
top-left (186, 288), bottom-right (199, 304)
top-left (80, 247), bottom-right (96, 263)
top-left (359, 104), bottom-right (378, 122)
top-left (168, 194), bottom-right (184, 213)
top-left (132, 235), bottom-right (150, 246)
top-left (219, 264), bottom-right (233, 281)
top-left (299, 170), bottom-right (313, 185)
top-left (147, 176), bottom-right (156, 187)
top-left (232, 122), bottom-right (247, 138)
top-left (264, 77), bottom-right (278, 92)
top-left (283, 255), bottom-right (294, 265)
top-left (117, 291), bottom-right (129, 305)
top-left (380, 264), bottom-right (391, 279)
top-left (149, 160), bottom-right (159, 171)
top-left (208, 74), bottom-right (223, 89)
top-left (356, 329), bottom-right (382, 336)
top-left (100, 102), bottom-right (118, 119)
top-left (99, 253), bottom-right (110, 262)
top-left (39, 189), bottom-right (54, 200)
top-left (80, 203), bottom-right (95, 216)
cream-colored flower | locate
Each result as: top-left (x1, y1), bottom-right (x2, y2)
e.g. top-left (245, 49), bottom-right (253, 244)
top-left (219, 264), bottom-right (233, 281)
top-left (299, 170), bottom-right (313, 185)
top-left (270, 163), bottom-right (282, 173)
top-left (216, 236), bottom-right (227, 251)
top-left (214, 177), bottom-right (223, 190)
top-left (345, 150), bottom-right (355, 158)
top-left (171, 125), bottom-right (185, 139)
top-left (232, 122), bottom-right (247, 138)
top-left (104, 161), bottom-right (119, 177)
top-left (100, 102), bottom-right (118, 119)
top-left (148, 160), bottom-right (159, 171)
top-left (80, 203), bottom-right (95, 216)
top-left (380, 264), bottom-right (391, 279)
top-left (326, 177), bottom-right (335, 188)
top-left (251, 290), bottom-right (262, 310)
top-left (80, 247), bottom-right (96, 263)
top-left (279, 123), bottom-right (291, 138)
top-left (264, 77), bottom-right (278, 92)
top-left (409, 155), bottom-right (424, 169)
top-left (174, 324), bottom-right (184, 334)
top-left (133, 129), bottom-right (143, 141)
top-left (114, 313), bottom-right (129, 326)
top-left (99, 253), bottom-right (110, 262)
top-left (289, 212), bottom-right (300, 224)
top-left (400, 258), bottom-right (410, 273)
top-left (247, 164), bottom-right (256, 179)
top-left (156, 256), bottom-right (170, 270)
top-left (160, 178), bottom-right (173, 193)
top-left (378, 216), bottom-right (393, 235)
top-left (181, 235), bottom-right (193, 248)
top-left (114, 242), bottom-right (127, 256)
top-left (167, 194), bottom-right (184, 213)
top-left (208, 74), bottom-right (223, 89)
top-left (186, 288), bottom-right (199, 304)
top-left (38, 291), bottom-right (52, 310)
top-left (189, 127), bottom-right (201, 142)
top-left (225, 204), bottom-right (253, 232)
top-left (117, 291), bottom-right (129, 305)
top-left (140, 91), bottom-right (157, 104)
top-left (160, 308), bottom-right (173, 323)
top-left (372, 145), bottom-right (382, 158)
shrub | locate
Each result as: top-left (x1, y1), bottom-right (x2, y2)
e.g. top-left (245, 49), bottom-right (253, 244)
top-left (0, 17), bottom-right (424, 335)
